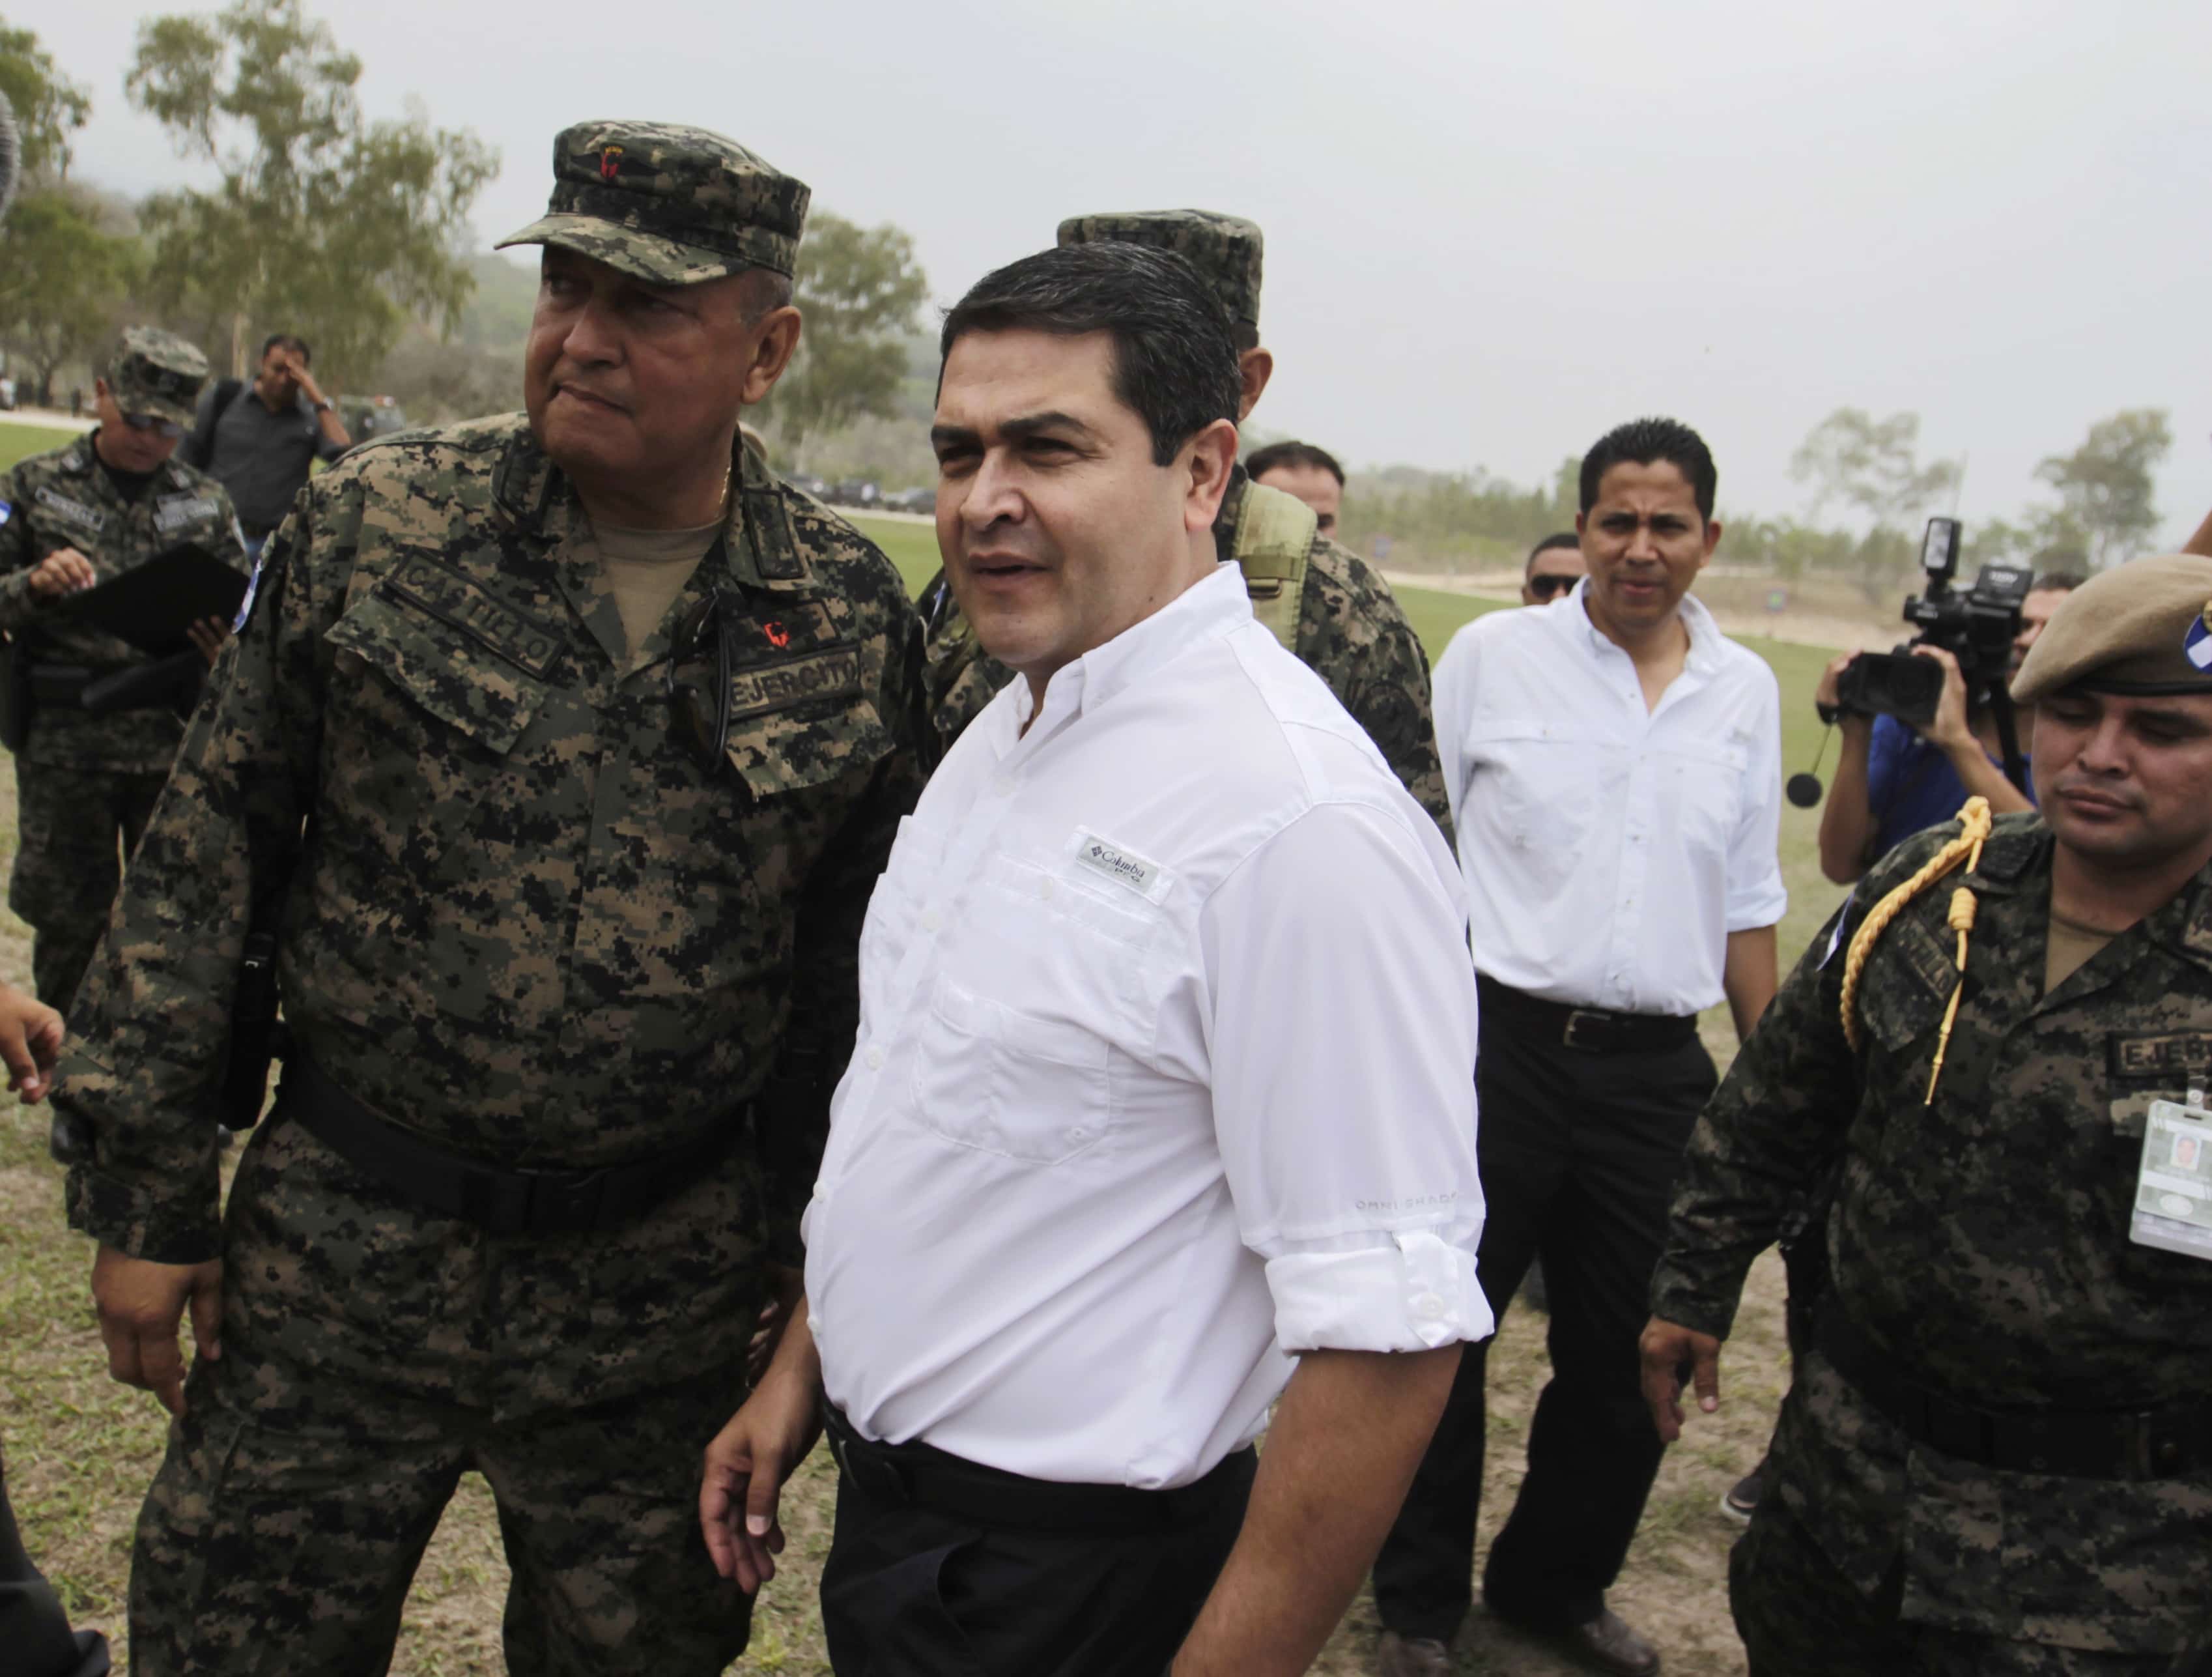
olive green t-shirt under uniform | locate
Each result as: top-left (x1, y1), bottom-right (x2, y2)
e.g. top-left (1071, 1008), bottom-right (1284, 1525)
top-left (588, 519), bottom-right (720, 666)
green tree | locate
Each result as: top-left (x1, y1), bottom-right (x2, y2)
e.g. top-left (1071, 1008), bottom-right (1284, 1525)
top-left (0, 189), bottom-right (138, 403)
top-left (0, 24), bottom-right (136, 403)
top-left (1789, 408), bottom-right (1962, 598)
top-left (125, 0), bottom-right (495, 384)
top-left (0, 22), bottom-right (91, 178)
top-left (762, 212), bottom-right (929, 450)
top-left (2034, 408), bottom-right (2170, 568)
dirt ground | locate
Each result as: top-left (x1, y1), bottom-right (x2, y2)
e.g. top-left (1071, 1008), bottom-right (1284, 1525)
top-left (0, 760), bottom-right (1798, 1677)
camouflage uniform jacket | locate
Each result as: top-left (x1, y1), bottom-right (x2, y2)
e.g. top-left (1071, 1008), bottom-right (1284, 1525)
top-left (923, 468), bottom-right (1452, 838)
top-left (1651, 810), bottom-right (2212, 1655)
top-left (0, 433), bottom-right (245, 770)
top-left (59, 414), bottom-right (928, 1269)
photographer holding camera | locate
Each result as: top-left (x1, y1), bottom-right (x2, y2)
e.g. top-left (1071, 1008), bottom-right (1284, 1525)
top-left (1815, 566), bottom-right (2078, 885)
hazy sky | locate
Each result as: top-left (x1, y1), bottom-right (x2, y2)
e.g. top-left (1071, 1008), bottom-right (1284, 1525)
top-left (48, 0), bottom-right (2212, 545)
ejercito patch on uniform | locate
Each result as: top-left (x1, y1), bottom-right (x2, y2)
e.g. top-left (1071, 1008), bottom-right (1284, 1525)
top-left (2110, 1033), bottom-right (2212, 1080)
top-left (727, 646), bottom-right (864, 721)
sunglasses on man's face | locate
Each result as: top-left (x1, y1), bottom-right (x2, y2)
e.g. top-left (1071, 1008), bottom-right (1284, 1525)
top-left (120, 410), bottom-right (184, 440)
top-left (1526, 571), bottom-right (1580, 601)
top-left (664, 588), bottom-right (733, 772)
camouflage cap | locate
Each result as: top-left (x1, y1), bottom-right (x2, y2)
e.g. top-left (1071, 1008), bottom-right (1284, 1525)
top-left (2011, 552), bottom-right (2212, 704)
top-left (1057, 210), bottom-right (1264, 330)
top-left (104, 326), bottom-right (210, 427)
top-left (496, 119), bottom-right (810, 285)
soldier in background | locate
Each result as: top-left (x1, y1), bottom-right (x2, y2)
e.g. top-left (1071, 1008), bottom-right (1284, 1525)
top-left (53, 120), bottom-right (927, 1676)
top-left (919, 209), bottom-right (1451, 838)
top-left (1521, 532), bottom-right (1585, 605)
top-left (1643, 554), bottom-right (2212, 1673)
top-left (0, 328), bottom-right (244, 1010)
top-left (1247, 438), bottom-right (1345, 536)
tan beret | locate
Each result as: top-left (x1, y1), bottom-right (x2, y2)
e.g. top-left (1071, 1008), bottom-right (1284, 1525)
top-left (2011, 552), bottom-right (2212, 704)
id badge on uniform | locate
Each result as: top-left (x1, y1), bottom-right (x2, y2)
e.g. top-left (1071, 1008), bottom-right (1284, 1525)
top-left (2130, 1099), bottom-right (2212, 1261)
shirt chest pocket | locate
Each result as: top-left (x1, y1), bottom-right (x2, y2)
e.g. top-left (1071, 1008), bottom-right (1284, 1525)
top-left (325, 586), bottom-right (553, 761)
top-left (906, 854), bottom-right (1165, 1166)
top-left (1462, 715), bottom-right (1608, 889)
top-left (1660, 737), bottom-right (1747, 860)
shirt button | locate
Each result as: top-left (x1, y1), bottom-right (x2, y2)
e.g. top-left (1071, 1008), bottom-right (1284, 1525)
top-left (1040, 878), bottom-right (1056, 901)
top-left (864, 1046), bottom-right (885, 1071)
top-left (1411, 1292), bottom-right (1449, 1322)
top-left (919, 909), bottom-right (942, 932)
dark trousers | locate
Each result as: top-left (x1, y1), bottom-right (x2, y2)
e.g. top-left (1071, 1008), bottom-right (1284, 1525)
top-left (1372, 1009), bottom-right (1715, 1641)
top-left (819, 1437), bottom-right (1255, 1676)
top-left (8, 761), bottom-right (168, 1012)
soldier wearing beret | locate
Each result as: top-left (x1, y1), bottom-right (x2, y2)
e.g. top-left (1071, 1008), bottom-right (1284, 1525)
top-left (0, 327), bottom-right (245, 1010)
top-left (917, 208), bottom-right (1452, 838)
top-left (53, 120), bottom-right (928, 1674)
top-left (1642, 553), bottom-right (2212, 1674)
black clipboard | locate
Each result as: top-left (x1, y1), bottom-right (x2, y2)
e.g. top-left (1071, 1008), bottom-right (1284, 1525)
top-left (55, 541), bottom-right (248, 653)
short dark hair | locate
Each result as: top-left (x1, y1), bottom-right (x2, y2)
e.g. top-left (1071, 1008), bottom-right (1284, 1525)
top-left (2032, 568), bottom-right (2086, 593)
top-left (739, 267), bottom-right (793, 324)
top-left (1525, 532), bottom-right (1581, 575)
top-left (260, 333), bottom-right (310, 366)
top-left (939, 243), bottom-right (1241, 467)
top-left (1246, 440), bottom-right (1344, 487)
top-left (1578, 417), bottom-right (1717, 523)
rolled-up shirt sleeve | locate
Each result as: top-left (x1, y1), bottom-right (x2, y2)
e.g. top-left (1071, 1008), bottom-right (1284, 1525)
top-left (1200, 796), bottom-right (1490, 1354)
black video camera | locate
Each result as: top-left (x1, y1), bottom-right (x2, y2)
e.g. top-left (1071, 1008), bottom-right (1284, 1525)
top-left (1833, 518), bottom-right (2032, 730)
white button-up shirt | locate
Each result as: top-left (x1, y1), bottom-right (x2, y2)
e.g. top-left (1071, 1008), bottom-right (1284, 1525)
top-left (1431, 582), bottom-right (1785, 1016)
top-left (804, 564), bottom-right (1487, 1489)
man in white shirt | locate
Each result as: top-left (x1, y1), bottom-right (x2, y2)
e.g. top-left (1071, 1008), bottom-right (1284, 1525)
top-left (699, 242), bottom-right (1488, 1677)
top-left (1373, 420), bottom-right (1784, 1677)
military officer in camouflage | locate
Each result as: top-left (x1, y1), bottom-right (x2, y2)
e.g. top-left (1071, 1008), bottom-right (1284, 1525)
top-left (53, 121), bottom-right (928, 1676)
top-left (0, 328), bottom-right (244, 1009)
top-left (919, 209), bottom-right (1451, 837)
top-left (1641, 553), bottom-right (2212, 1674)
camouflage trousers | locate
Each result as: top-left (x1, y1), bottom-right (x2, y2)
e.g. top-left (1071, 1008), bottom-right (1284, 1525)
top-left (1731, 1492), bottom-right (2176, 1677)
top-left (128, 1113), bottom-right (765, 1676)
top-left (8, 760), bottom-right (169, 1012)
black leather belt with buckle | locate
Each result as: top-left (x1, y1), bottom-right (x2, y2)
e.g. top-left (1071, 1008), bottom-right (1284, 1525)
top-left (1476, 976), bottom-right (1698, 1055)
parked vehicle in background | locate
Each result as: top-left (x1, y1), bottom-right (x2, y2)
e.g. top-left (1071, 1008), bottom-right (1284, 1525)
top-left (827, 479), bottom-right (881, 509)
top-left (0, 377), bottom-right (16, 410)
top-left (880, 485), bottom-right (935, 514)
top-left (782, 471), bottom-right (832, 500)
top-left (341, 395), bottom-right (412, 446)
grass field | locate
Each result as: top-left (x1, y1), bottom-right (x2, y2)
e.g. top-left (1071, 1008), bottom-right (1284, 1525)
top-left (0, 492), bottom-right (1827, 1676)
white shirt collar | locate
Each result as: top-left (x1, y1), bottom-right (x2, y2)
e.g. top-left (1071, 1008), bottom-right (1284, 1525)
top-left (1566, 578), bottom-right (1723, 675)
top-left (1004, 562), bottom-right (1253, 749)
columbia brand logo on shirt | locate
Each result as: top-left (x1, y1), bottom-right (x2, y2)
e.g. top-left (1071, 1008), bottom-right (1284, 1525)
top-left (154, 494), bottom-right (221, 533)
top-left (34, 485), bottom-right (106, 532)
top-left (1069, 830), bottom-right (1172, 904)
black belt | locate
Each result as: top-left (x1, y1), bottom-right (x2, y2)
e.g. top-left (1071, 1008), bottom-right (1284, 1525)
top-left (279, 1047), bottom-right (745, 1237)
top-left (1476, 976), bottom-right (1698, 1055)
top-left (1818, 1307), bottom-right (2209, 1481)
top-left (821, 1405), bottom-right (1255, 1536)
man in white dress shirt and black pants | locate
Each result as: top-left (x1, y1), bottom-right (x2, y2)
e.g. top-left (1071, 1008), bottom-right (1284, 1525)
top-left (1372, 420), bottom-right (1784, 1677)
top-left (699, 243), bottom-right (1490, 1676)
